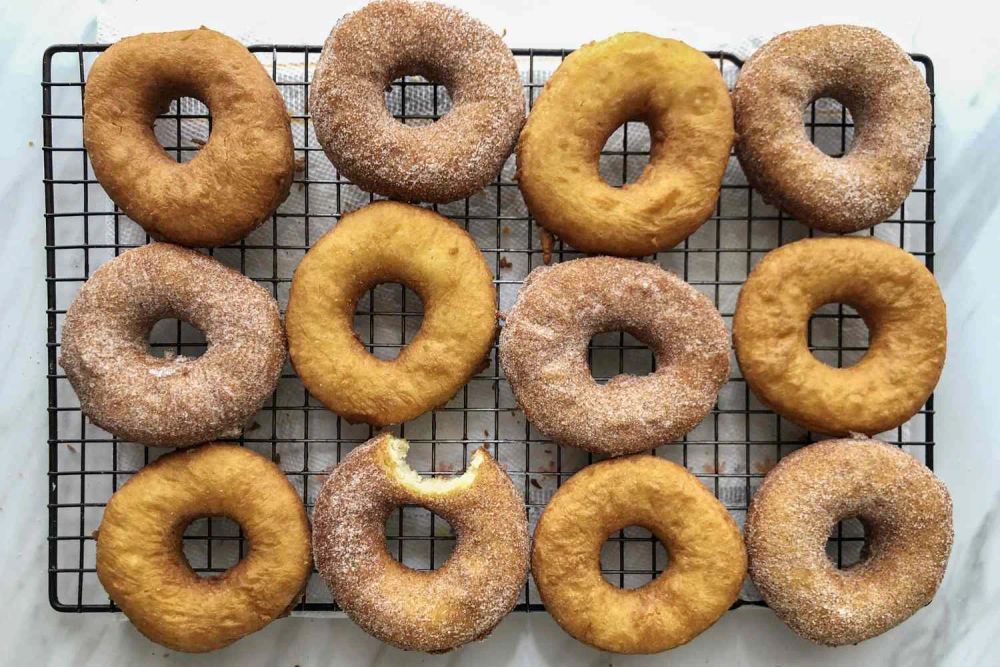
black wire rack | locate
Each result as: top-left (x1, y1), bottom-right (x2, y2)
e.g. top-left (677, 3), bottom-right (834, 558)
top-left (44, 44), bottom-right (935, 613)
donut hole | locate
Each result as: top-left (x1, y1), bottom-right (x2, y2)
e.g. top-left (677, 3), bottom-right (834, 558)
top-left (588, 331), bottom-right (655, 384)
top-left (353, 283), bottom-right (425, 361)
top-left (803, 97), bottom-right (855, 158)
top-left (152, 96), bottom-right (212, 164)
top-left (384, 75), bottom-right (452, 126)
top-left (181, 516), bottom-right (244, 577)
top-left (600, 526), bottom-right (669, 589)
top-left (825, 516), bottom-right (868, 569)
top-left (384, 506), bottom-right (455, 570)
top-left (808, 304), bottom-right (869, 368)
top-left (146, 318), bottom-right (207, 360)
top-left (600, 121), bottom-right (652, 187)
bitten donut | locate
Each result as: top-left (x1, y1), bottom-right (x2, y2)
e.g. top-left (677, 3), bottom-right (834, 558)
top-left (83, 28), bottom-right (294, 246)
top-left (286, 201), bottom-right (497, 426)
top-left (311, 0), bottom-right (524, 203)
top-left (733, 237), bottom-right (945, 435)
top-left (516, 32), bottom-right (733, 256)
top-left (499, 257), bottom-right (729, 456)
top-left (96, 444), bottom-right (312, 652)
top-left (59, 243), bottom-right (286, 446)
top-left (733, 25), bottom-right (931, 232)
top-left (746, 438), bottom-right (952, 645)
top-left (312, 434), bottom-right (529, 652)
top-left (532, 455), bottom-right (746, 654)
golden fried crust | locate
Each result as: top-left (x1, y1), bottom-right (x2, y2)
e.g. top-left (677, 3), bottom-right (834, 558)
top-left (312, 434), bottom-right (529, 652)
top-left (95, 444), bottom-right (312, 653)
top-left (83, 28), bottom-right (294, 247)
top-left (745, 439), bottom-right (952, 645)
top-left (285, 201), bottom-right (497, 425)
top-left (531, 456), bottom-right (746, 654)
top-left (516, 32), bottom-right (733, 257)
top-left (733, 237), bottom-right (946, 435)
top-left (733, 25), bottom-right (931, 233)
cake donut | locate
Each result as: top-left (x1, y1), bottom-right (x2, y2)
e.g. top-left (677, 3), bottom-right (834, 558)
top-left (499, 257), bottom-right (729, 456)
top-left (96, 444), bottom-right (312, 652)
top-left (312, 433), bottom-right (529, 652)
top-left (733, 25), bottom-right (931, 232)
top-left (745, 438), bottom-right (952, 645)
top-left (733, 237), bottom-right (945, 436)
top-left (84, 28), bottom-right (294, 247)
top-left (532, 455), bottom-right (746, 654)
top-left (286, 201), bottom-right (497, 426)
top-left (59, 243), bottom-right (286, 446)
top-left (516, 32), bottom-right (733, 256)
top-left (311, 0), bottom-right (524, 203)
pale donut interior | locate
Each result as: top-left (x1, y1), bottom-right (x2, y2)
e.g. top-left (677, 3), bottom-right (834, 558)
top-left (386, 436), bottom-right (484, 494)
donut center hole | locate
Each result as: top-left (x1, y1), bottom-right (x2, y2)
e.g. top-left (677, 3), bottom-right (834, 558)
top-left (804, 97), bottom-right (855, 157)
top-left (600, 121), bottom-right (652, 187)
top-left (353, 283), bottom-right (424, 361)
top-left (589, 331), bottom-right (655, 384)
top-left (600, 526), bottom-right (669, 589)
top-left (826, 516), bottom-right (867, 569)
top-left (808, 304), bottom-right (869, 368)
top-left (153, 96), bottom-right (211, 164)
top-left (181, 516), bottom-right (244, 577)
top-left (385, 506), bottom-right (455, 571)
top-left (147, 318), bottom-right (207, 360)
top-left (385, 75), bottom-right (452, 126)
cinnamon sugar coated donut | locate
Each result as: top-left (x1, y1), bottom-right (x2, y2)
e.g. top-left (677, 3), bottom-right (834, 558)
top-left (59, 244), bottom-right (286, 446)
top-left (83, 28), bottom-right (294, 247)
top-left (532, 455), bottom-right (746, 653)
top-left (312, 434), bottom-right (529, 652)
top-left (311, 0), bottom-right (525, 203)
top-left (96, 444), bottom-right (312, 652)
top-left (516, 32), bottom-right (733, 256)
top-left (733, 25), bottom-right (931, 232)
top-left (499, 257), bottom-right (729, 455)
top-left (733, 237), bottom-right (945, 436)
top-left (745, 438), bottom-right (952, 645)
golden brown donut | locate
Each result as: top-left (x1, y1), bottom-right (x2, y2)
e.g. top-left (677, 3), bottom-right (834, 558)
top-left (733, 25), bottom-right (931, 232)
top-left (83, 28), bottom-right (294, 247)
top-left (499, 257), bottom-right (730, 456)
top-left (733, 237), bottom-right (945, 435)
top-left (532, 455), bottom-right (746, 654)
top-left (311, 0), bottom-right (524, 203)
top-left (285, 201), bottom-right (497, 426)
top-left (58, 243), bottom-right (286, 447)
top-left (516, 32), bottom-right (733, 257)
top-left (312, 434), bottom-right (529, 652)
top-left (95, 444), bottom-right (312, 653)
top-left (745, 438), bottom-right (952, 645)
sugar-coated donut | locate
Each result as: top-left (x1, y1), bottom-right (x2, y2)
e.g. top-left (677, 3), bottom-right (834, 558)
top-left (733, 25), bottom-right (931, 232)
top-left (745, 438), bottom-right (952, 645)
top-left (499, 257), bottom-right (729, 456)
top-left (286, 201), bottom-right (497, 426)
top-left (83, 28), bottom-right (294, 247)
top-left (733, 237), bottom-right (945, 436)
top-left (59, 244), bottom-right (286, 446)
top-left (96, 444), bottom-right (312, 652)
top-left (516, 32), bottom-right (733, 256)
top-left (311, 0), bottom-right (524, 203)
top-left (532, 455), bottom-right (746, 654)
top-left (312, 434), bottom-right (529, 652)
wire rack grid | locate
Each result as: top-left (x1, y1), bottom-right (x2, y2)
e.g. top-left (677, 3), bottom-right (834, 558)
top-left (44, 44), bottom-right (935, 613)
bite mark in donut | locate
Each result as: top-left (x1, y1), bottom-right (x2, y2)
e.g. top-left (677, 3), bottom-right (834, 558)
top-left (745, 438), bottom-right (952, 645)
top-left (312, 433), bottom-right (529, 652)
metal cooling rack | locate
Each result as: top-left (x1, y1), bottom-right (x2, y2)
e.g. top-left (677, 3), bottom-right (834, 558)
top-left (44, 45), bottom-right (935, 613)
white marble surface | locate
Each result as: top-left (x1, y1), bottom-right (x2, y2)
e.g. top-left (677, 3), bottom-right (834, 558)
top-left (3, 0), bottom-right (999, 665)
